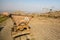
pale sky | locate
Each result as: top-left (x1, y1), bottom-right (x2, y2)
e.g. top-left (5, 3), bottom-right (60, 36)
top-left (0, 0), bottom-right (60, 12)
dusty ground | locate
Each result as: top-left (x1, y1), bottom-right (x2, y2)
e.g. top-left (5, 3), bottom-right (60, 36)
top-left (0, 16), bottom-right (60, 40)
top-left (29, 17), bottom-right (60, 40)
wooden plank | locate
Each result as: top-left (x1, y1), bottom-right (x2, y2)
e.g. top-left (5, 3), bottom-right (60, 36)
top-left (11, 30), bottom-right (30, 38)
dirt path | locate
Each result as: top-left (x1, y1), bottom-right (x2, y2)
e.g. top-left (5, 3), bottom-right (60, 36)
top-left (0, 18), bottom-right (13, 40)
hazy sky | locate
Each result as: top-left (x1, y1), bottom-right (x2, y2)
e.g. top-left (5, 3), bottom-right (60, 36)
top-left (0, 0), bottom-right (60, 12)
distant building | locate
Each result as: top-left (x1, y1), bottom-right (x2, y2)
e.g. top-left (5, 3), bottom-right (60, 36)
top-left (2, 12), bottom-right (9, 16)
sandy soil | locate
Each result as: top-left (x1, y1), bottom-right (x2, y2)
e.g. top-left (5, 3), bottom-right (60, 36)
top-left (0, 17), bottom-right (60, 40)
top-left (29, 17), bottom-right (60, 40)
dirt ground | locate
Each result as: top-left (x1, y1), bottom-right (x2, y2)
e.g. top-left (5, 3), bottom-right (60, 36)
top-left (0, 17), bottom-right (60, 40)
top-left (29, 17), bottom-right (60, 40)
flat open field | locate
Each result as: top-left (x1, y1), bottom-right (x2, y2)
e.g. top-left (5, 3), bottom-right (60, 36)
top-left (0, 11), bottom-right (60, 40)
top-left (29, 17), bottom-right (60, 40)
top-left (0, 16), bottom-right (60, 40)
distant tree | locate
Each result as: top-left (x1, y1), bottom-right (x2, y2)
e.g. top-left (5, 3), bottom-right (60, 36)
top-left (50, 9), bottom-right (52, 12)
